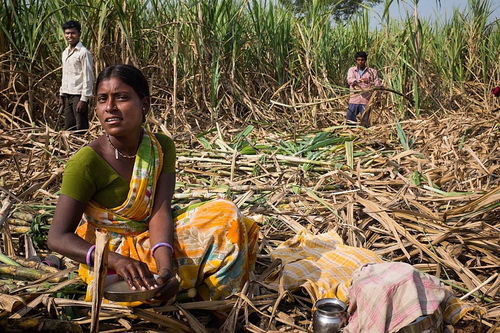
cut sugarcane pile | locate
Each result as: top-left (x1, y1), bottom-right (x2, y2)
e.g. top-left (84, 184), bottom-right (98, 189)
top-left (0, 109), bottom-right (498, 332)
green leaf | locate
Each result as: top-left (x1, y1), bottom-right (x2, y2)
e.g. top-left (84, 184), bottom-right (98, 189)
top-left (292, 185), bottom-right (301, 194)
top-left (395, 121), bottom-right (410, 151)
top-left (345, 140), bottom-right (354, 169)
top-left (410, 170), bottom-right (422, 186)
top-left (239, 144), bottom-right (257, 155)
top-left (196, 135), bottom-right (212, 150)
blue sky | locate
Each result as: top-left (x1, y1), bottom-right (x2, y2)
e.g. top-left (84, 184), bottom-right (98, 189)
top-left (369, 0), bottom-right (499, 24)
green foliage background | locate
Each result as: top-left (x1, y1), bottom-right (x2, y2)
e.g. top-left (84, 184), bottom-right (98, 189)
top-left (0, 0), bottom-right (498, 128)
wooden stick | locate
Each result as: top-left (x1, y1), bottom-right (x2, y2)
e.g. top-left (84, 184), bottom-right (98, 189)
top-left (0, 198), bottom-right (15, 256)
top-left (9, 277), bottom-right (80, 319)
top-left (90, 230), bottom-right (110, 333)
top-left (460, 273), bottom-right (498, 300)
top-left (359, 90), bottom-right (378, 127)
top-left (0, 198), bottom-right (12, 228)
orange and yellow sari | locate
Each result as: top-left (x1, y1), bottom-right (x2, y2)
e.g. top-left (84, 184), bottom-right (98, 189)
top-left (76, 131), bottom-right (259, 302)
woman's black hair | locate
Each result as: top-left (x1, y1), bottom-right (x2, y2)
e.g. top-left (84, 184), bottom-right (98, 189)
top-left (95, 64), bottom-right (150, 99)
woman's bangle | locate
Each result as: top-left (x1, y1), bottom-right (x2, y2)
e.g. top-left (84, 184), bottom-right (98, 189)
top-left (86, 245), bottom-right (96, 267)
top-left (152, 242), bottom-right (174, 257)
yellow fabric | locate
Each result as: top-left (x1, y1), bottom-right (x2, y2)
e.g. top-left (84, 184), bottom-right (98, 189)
top-left (78, 200), bottom-right (259, 304)
top-left (268, 230), bottom-right (383, 303)
top-left (172, 200), bottom-right (259, 300)
top-left (267, 230), bottom-right (473, 325)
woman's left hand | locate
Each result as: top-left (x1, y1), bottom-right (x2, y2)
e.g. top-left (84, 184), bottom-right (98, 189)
top-left (156, 267), bottom-right (173, 285)
top-left (154, 267), bottom-right (179, 301)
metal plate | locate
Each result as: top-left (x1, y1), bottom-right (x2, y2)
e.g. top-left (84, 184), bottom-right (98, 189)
top-left (103, 279), bottom-right (164, 302)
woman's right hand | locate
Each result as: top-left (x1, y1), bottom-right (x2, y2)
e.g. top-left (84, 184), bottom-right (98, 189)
top-left (109, 253), bottom-right (157, 291)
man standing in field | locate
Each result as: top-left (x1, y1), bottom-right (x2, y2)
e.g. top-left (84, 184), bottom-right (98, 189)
top-left (59, 20), bottom-right (94, 131)
top-left (346, 51), bottom-right (381, 126)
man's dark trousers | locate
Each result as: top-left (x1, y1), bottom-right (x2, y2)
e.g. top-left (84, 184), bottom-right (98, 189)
top-left (346, 103), bottom-right (366, 125)
top-left (63, 94), bottom-right (88, 131)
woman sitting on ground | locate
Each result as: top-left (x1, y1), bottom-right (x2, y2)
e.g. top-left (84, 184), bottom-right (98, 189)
top-left (48, 64), bottom-right (259, 303)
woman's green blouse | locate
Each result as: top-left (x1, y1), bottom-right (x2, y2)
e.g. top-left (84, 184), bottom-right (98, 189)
top-left (60, 133), bottom-right (175, 208)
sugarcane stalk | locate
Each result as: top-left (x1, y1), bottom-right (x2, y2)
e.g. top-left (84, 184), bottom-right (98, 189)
top-left (8, 225), bottom-right (30, 233)
top-left (12, 256), bottom-right (59, 274)
top-left (0, 253), bottom-right (21, 267)
top-left (0, 264), bottom-right (48, 280)
top-left (7, 218), bottom-right (30, 226)
top-left (11, 211), bottom-right (34, 221)
top-left (0, 264), bottom-right (62, 282)
top-left (440, 279), bottom-right (494, 303)
top-left (0, 280), bottom-right (18, 293)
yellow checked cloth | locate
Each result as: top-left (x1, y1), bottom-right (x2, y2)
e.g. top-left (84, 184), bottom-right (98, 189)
top-left (267, 230), bottom-right (474, 326)
top-left (267, 230), bottom-right (383, 303)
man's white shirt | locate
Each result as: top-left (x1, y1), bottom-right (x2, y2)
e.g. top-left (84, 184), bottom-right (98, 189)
top-left (60, 42), bottom-right (94, 102)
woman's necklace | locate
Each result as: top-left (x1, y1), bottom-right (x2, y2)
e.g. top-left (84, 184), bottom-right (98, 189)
top-left (105, 133), bottom-right (137, 160)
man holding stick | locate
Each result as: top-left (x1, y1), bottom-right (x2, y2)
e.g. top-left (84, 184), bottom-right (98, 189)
top-left (59, 20), bottom-right (94, 132)
top-left (346, 51), bottom-right (381, 127)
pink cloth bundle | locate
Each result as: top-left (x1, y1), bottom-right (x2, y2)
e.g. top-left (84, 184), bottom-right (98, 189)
top-left (344, 262), bottom-right (471, 333)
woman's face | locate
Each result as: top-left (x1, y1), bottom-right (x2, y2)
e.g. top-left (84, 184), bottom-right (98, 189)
top-left (96, 77), bottom-right (148, 137)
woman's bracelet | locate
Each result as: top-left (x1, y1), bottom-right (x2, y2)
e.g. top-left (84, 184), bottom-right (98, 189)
top-left (86, 245), bottom-right (96, 267)
top-left (152, 242), bottom-right (174, 257)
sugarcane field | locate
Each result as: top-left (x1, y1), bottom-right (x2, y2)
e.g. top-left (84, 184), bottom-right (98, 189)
top-left (0, 0), bottom-right (499, 332)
